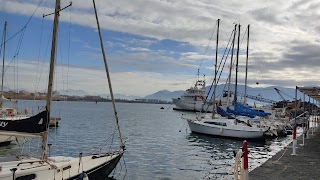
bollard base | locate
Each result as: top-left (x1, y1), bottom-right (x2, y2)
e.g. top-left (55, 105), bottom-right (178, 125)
top-left (291, 139), bottom-right (297, 156)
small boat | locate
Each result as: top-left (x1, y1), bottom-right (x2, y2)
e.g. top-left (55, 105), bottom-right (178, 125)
top-left (172, 76), bottom-right (212, 112)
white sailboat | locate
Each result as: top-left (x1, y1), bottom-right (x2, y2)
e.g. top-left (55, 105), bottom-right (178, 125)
top-left (184, 21), bottom-right (265, 140)
top-left (0, 0), bottom-right (125, 179)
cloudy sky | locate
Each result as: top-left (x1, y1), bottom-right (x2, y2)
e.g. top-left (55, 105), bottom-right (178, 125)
top-left (0, 0), bottom-right (319, 96)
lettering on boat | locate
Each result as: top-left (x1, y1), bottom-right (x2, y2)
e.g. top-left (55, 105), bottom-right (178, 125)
top-left (0, 121), bottom-right (8, 127)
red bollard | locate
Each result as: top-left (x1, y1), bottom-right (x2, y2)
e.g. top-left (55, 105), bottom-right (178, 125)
top-left (243, 140), bottom-right (249, 180)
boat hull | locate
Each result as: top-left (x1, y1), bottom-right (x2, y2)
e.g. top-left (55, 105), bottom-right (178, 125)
top-left (173, 98), bottom-right (212, 112)
top-left (0, 150), bottom-right (124, 180)
top-left (187, 120), bottom-right (264, 140)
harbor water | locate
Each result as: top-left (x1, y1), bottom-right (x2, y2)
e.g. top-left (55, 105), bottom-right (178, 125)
top-left (0, 100), bottom-right (296, 179)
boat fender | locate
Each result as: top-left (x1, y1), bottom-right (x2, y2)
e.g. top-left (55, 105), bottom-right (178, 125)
top-left (220, 127), bottom-right (223, 133)
top-left (78, 171), bottom-right (89, 180)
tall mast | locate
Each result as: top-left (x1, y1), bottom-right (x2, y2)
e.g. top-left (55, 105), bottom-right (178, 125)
top-left (93, 0), bottom-right (124, 146)
top-left (244, 24), bottom-right (250, 104)
top-left (212, 19), bottom-right (220, 118)
top-left (234, 24), bottom-right (241, 106)
top-left (1, 21), bottom-right (7, 96)
top-left (227, 24), bottom-right (237, 106)
top-left (42, 0), bottom-right (60, 160)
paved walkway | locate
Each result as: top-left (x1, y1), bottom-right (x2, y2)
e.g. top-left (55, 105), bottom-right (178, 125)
top-left (250, 127), bottom-right (320, 180)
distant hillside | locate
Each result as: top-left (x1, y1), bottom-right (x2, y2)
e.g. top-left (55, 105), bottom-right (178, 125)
top-left (144, 90), bottom-right (184, 100)
top-left (100, 93), bottom-right (142, 100)
top-left (59, 89), bottom-right (89, 96)
top-left (144, 84), bottom-right (306, 103)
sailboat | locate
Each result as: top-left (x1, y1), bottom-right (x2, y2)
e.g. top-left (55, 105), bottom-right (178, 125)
top-left (0, 21), bottom-right (33, 146)
top-left (183, 20), bottom-right (265, 140)
top-left (0, 0), bottom-right (124, 179)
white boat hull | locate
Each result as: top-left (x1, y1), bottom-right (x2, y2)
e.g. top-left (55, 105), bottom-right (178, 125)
top-left (187, 119), bottom-right (264, 139)
top-left (173, 98), bottom-right (212, 112)
top-left (0, 150), bottom-right (123, 180)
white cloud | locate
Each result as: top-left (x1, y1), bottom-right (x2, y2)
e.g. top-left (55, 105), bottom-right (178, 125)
top-left (1, 0), bottom-right (320, 96)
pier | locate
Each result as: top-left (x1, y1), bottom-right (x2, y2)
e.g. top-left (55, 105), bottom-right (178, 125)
top-left (250, 120), bottom-right (320, 179)
top-left (250, 86), bottom-right (320, 180)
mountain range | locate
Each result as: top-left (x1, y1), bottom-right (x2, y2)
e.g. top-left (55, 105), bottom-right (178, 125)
top-left (6, 84), bottom-right (315, 103)
top-left (59, 84), bottom-right (311, 103)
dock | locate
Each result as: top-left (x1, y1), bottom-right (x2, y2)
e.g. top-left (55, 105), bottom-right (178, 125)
top-left (250, 124), bottom-right (320, 179)
top-left (49, 117), bottom-right (61, 127)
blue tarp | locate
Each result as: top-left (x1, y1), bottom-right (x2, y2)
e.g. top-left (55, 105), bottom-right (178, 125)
top-left (226, 107), bottom-right (255, 118)
top-left (234, 102), bottom-right (271, 117)
top-left (216, 105), bottom-right (235, 119)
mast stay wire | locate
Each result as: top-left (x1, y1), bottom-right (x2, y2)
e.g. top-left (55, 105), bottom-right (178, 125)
top-left (202, 28), bottom-right (235, 111)
top-left (204, 28), bottom-right (235, 99)
top-left (189, 21), bottom-right (217, 87)
top-left (34, 0), bottom-right (48, 99)
top-left (0, 0), bottom-right (45, 48)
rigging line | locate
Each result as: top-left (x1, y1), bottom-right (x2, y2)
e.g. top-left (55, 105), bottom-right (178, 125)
top-left (35, 26), bottom-right (53, 93)
top-left (208, 37), bottom-right (233, 102)
top-left (0, 0), bottom-right (44, 48)
top-left (3, 28), bottom-right (26, 75)
top-left (202, 29), bottom-right (234, 104)
top-left (35, 1), bottom-right (47, 98)
top-left (216, 29), bottom-right (235, 76)
top-left (198, 21), bottom-right (217, 69)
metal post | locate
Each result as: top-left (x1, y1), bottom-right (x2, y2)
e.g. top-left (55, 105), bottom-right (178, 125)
top-left (300, 123), bottom-right (305, 146)
top-left (292, 86), bottom-right (297, 155)
top-left (312, 98), bottom-right (314, 135)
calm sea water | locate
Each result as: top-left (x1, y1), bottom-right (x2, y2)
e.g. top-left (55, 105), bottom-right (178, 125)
top-left (0, 100), bottom-right (295, 180)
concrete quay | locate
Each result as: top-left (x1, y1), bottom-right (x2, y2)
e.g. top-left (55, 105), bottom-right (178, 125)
top-left (250, 122), bottom-right (320, 180)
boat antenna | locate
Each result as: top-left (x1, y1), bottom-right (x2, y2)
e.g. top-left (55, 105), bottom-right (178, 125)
top-left (41, 0), bottom-right (72, 160)
top-left (244, 24), bottom-right (250, 104)
top-left (93, 0), bottom-right (124, 147)
top-left (1, 21), bottom-right (7, 97)
top-left (212, 19), bottom-right (220, 118)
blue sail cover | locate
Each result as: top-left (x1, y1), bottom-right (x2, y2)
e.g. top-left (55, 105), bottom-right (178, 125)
top-left (216, 105), bottom-right (235, 119)
top-left (235, 102), bottom-right (271, 117)
top-left (226, 106), bottom-right (255, 118)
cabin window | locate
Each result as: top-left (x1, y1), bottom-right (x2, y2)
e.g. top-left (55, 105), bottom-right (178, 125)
top-left (15, 174), bottom-right (36, 180)
top-left (204, 121), bottom-right (227, 126)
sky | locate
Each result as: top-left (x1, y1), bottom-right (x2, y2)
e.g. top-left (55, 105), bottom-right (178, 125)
top-left (0, 0), bottom-right (319, 97)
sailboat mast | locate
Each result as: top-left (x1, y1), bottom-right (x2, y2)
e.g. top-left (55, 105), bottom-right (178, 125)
top-left (227, 24), bottom-right (237, 106)
top-left (1, 21), bottom-right (7, 95)
top-left (93, 0), bottom-right (124, 146)
top-left (212, 19), bottom-right (220, 118)
top-left (234, 24), bottom-right (241, 105)
top-left (244, 24), bottom-right (250, 104)
top-left (42, 0), bottom-right (60, 160)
